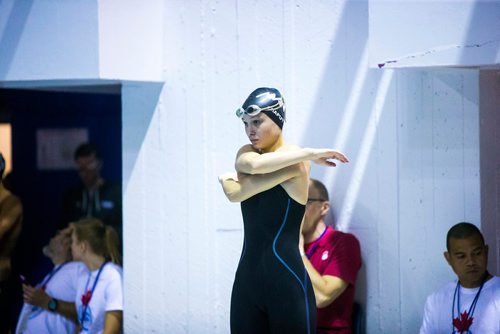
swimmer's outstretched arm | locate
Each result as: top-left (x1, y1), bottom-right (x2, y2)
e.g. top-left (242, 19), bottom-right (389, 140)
top-left (235, 145), bottom-right (348, 175)
top-left (219, 163), bottom-right (304, 202)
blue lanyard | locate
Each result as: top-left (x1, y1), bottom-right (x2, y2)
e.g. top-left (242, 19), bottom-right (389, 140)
top-left (30, 262), bottom-right (68, 311)
top-left (39, 262), bottom-right (68, 290)
top-left (79, 261), bottom-right (108, 326)
top-left (451, 275), bottom-right (487, 333)
top-left (306, 227), bottom-right (328, 259)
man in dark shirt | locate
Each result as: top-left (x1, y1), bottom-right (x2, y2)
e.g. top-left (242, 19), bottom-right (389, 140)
top-left (60, 143), bottom-right (121, 240)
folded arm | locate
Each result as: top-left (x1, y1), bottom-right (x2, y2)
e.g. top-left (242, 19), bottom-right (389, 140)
top-left (219, 163), bottom-right (304, 202)
top-left (235, 145), bottom-right (348, 175)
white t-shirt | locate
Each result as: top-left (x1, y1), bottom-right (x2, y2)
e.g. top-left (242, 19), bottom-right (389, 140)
top-left (16, 261), bottom-right (88, 334)
top-left (420, 276), bottom-right (500, 334)
top-left (75, 262), bottom-right (123, 334)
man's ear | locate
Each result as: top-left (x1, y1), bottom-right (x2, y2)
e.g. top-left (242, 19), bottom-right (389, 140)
top-left (444, 251), bottom-right (451, 266)
top-left (321, 201), bottom-right (330, 217)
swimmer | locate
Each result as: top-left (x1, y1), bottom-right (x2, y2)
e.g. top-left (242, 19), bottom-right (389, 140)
top-left (219, 87), bottom-right (348, 334)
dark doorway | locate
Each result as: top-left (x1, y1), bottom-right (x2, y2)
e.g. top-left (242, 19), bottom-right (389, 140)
top-left (0, 86), bottom-right (122, 327)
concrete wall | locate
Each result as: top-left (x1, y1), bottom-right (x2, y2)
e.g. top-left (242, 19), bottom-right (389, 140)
top-left (0, 0), bottom-right (99, 80)
top-left (369, 0), bottom-right (500, 68)
top-left (1, 0), bottom-right (496, 333)
top-left (123, 2), bottom-right (481, 333)
top-left (0, 0), bottom-right (162, 82)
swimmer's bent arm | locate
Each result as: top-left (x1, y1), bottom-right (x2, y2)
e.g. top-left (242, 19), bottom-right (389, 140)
top-left (235, 145), bottom-right (348, 175)
top-left (0, 196), bottom-right (22, 238)
top-left (219, 163), bottom-right (304, 202)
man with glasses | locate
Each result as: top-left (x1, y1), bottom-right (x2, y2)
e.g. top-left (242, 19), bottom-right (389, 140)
top-left (60, 143), bottom-right (122, 242)
top-left (299, 178), bottom-right (361, 334)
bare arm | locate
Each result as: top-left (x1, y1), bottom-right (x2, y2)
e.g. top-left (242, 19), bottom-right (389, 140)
top-left (301, 256), bottom-right (348, 308)
top-left (219, 163), bottom-right (304, 202)
top-left (103, 310), bottom-right (122, 334)
top-left (235, 145), bottom-right (348, 175)
top-left (22, 284), bottom-right (78, 322)
top-left (0, 195), bottom-right (22, 239)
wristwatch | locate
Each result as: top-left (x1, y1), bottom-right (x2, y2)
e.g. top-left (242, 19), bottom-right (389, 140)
top-left (48, 298), bottom-right (58, 312)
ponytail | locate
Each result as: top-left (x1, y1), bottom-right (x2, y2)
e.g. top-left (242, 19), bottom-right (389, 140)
top-left (105, 225), bottom-right (122, 266)
top-left (72, 218), bottom-right (122, 266)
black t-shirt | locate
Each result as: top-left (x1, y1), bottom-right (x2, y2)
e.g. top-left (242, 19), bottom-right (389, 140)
top-left (60, 181), bottom-right (122, 237)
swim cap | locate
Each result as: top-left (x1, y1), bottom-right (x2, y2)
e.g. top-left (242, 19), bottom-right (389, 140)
top-left (236, 87), bottom-right (286, 129)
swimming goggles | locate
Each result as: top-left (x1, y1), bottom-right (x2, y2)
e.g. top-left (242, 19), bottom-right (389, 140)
top-left (235, 97), bottom-right (284, 119)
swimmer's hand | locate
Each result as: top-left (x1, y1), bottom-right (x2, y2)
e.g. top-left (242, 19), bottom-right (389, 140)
top-left (310, 149), bottom-right (349, 167)
top-left (218, 172), bottom-right (238, 184)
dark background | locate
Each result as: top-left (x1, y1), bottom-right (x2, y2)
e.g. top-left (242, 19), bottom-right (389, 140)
top-left (0, 87), bottom-right (122, 326)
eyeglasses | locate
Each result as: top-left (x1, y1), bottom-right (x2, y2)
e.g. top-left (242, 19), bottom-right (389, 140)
top-left (306, 198), bottom-right (326, 204)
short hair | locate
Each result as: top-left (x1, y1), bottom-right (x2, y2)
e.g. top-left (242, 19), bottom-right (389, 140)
top-left (446, 222), bottom-right (485, 251)
top-left (0, 153), bottom-right (5, 179)
top-left (309, 178), bottom-right (329, 201)
top-left (74, 143), bottom-right (101, 161)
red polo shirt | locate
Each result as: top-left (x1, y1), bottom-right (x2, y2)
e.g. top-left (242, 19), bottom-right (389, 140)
top-left (304, 226), bottom-right (361, 333)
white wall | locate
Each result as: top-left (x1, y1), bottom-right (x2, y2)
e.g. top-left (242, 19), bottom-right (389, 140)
top-left (369, 0), bottom-right (500, 68)
top-left (97, 0), bottom-right (164, 81)
top-left (124, 1), bottom-right (481, 333)
top-left (0, 0), bottom-right (99, 80)
top-left (0, 0), bottom-right (162, 82)
top-left (0, 0), bottom-right (494, 333)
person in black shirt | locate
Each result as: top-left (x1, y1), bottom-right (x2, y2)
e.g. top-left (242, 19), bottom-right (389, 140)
top-left (60, 143), bottom-right (121, 242)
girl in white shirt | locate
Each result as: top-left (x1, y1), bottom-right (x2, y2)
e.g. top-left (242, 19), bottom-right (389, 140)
top-left (70, 218), bottom-right (122, 334)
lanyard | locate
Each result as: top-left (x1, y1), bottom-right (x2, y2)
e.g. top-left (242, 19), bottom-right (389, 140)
top-left (306, 227), bottom-right (328, 259)
top-left (30, 262), bottom-right (69, 311)
top-left (40, 262), bottom-right (68, 291)
top-left (451, 274), bottom-right (487, 333)
top-left (79, 261), bottom-right (108, 326)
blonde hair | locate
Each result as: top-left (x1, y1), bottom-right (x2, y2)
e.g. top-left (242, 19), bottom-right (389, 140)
top-left (71, 218), bottom-right (122, 266)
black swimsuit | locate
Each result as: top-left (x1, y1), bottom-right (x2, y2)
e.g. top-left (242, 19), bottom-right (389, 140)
top-left (230, 185), bottom-right (316, 334)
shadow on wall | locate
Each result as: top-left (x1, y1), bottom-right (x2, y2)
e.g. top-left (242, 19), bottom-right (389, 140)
top-left (304, 5), bottom-right (385, 319)
top-left (459, 1), bottom-right (500, 66)
top-left (326, 192), bottom-right (371, 334)
top-left (121, 81), bottom-right (164, 193)
top-left (302, 0), bottom-right (385, 222)
top-left (0, 0), bottom-right (34, 78)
